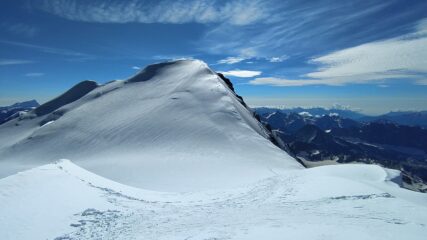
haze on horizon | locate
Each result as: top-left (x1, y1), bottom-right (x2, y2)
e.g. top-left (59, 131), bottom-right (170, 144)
top-left (1, 0), bottom-right (427, 115)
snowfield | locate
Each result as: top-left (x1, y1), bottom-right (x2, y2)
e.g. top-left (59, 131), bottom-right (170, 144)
top-left (0, 60), bottom-right (426, 239)
top-left (1, 160), bottom-right (426, 240)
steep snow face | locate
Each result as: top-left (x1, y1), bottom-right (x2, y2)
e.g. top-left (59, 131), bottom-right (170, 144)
top-left (0, 60), bottom-right (301, 191)
top-left (1, 160), bottom-right (426, 240)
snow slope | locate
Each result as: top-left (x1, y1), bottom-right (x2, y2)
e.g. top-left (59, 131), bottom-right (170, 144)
top-left (0, 60), bottom-right (300, 191)
top-left (0, 160), bottom-right (426, 240)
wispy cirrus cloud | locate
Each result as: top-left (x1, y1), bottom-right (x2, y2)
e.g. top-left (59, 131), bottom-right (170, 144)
top-left (24, 72), bottom-right (45, 77)
top-left (250, 77), bottom-right (333, 86)
top-left (0, 40), bottom-right (92, 58)
top-left (416, 79), bottom-right (427, 85)
top-left (202, 1), bottom-right (395, 59)
top-left (1, 23), bottom-right (39, 37)
top-left (0, 59), bottom-right (33, 66)
top-left (250, 18), bottom-right (427, 87)
top-left (306, 31), bottom-right (427, 81)
top-left (217, 55), bottom-right (289, 65)
top-left (38, 0), bottom-right (269, 26)
top-left (220, 70), bottom-right (261, 78)
top-left (152, 55), bottom-right (194, 61)
top-left (268, 55), bottom-right (288, 63)
top-left (249, 73), bottom-right (411, 86)
top-left (217, 57), bottom-right (246, 65)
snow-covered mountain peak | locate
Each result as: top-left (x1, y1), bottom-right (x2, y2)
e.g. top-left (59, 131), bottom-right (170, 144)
top-left (0, 59), bottom-right (301, 191)
top-left (128, 59), bottom-right (211, 83)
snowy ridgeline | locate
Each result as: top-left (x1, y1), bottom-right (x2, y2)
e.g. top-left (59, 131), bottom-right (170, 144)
top-left (0, 60), bottom-right (426, 239)
top-left (1, 160), bottom-right (426, 240)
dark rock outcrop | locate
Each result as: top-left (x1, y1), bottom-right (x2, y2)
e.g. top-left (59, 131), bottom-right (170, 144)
top-left (35, 80), bottom-right (98, 116)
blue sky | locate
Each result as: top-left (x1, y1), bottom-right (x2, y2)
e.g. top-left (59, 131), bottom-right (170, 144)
top-left (1, 0), bottom-right (426, 115)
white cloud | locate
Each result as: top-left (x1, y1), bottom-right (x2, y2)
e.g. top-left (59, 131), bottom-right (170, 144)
top-left (131, 66), bottom-right (141, 70)
top-left (415, 79), bottom-right (427, 85)
top-left (39, 0), bottom-right (268, 26)
top-left (201, 2), bottom-right (399, 64)
top-left (24, 72), bottom-right (44, 77)
top-left (217, 55), bottom-right (289, 65)
top-left (268, 55), bottom-right (288, 62)
top-left (306, 37), bottom-right (427, 81)
top-left (217, 57), bottom-right (246, 64)
top-left (249, 77), bottom-right (334, 86)
top-left (0, 40), bottom-right (90, 57)
top-left (250, 18), bottom-right (427, 87)
top-left (221, 70), bottom-right (262, 78)
top-left (249, 72), bottom-right (414, 87)
top-left (415, 18), bottom-right (427, 35)
top-left (152, 55), bottom-right (194, 61)
top-left (0, 59), bottom-right (33, 66)
top-left (1, 23), bottom-right (39, 37)
top-left (304, 19), bottom-right (427, 84)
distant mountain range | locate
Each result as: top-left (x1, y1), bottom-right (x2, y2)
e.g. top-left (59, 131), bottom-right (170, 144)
top-left (255, 106), bottom-right (367, 119)
top-left (255, 108), bottom-right (427, 192)
top-left (255, 107), bottom-right (427, 128)
top-left (360, 111), bottom-right (427, 128)
top-left (0, 100), bottom-right (39, 125)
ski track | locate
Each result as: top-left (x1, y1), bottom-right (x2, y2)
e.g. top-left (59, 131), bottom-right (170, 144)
top-left (53, 165), bottom-right (422, 240)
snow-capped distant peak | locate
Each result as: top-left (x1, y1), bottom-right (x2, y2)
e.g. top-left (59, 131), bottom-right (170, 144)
top-left (299, 111), bottom-right (313, 117)
top-left (265, 111), bottom-right (278, 119)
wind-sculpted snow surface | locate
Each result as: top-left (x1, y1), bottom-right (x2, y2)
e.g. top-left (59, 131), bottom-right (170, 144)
top-left (0, 60), bottom-right (300, 191)
top-left (0, 160), bottom-right (426, 240)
